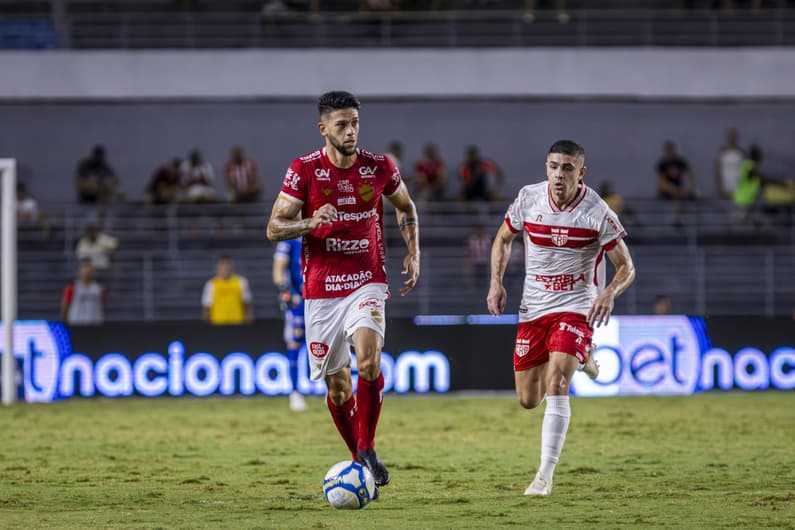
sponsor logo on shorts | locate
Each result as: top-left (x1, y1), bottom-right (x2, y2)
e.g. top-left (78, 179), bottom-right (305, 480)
top-left (559, 321), bottom-right (586, 345)
top-left (337, 196), bottom-right (356, 206)
top-left (325, 237), bottom-right (369, 254)
top-left (309, 342), bottom-right (330, 359)
top-left (324, 271), bottom-right (373, 292)
top-left (358, 298), bottom-right (381, 310)
top-left (515, 338), bottom-right (530, 357)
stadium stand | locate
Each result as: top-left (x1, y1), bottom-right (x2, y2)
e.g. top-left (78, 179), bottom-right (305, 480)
top-left (15, 199), bottom-right (795, 321)
top-left (2, 1), bottom-right (795, 49)
top-left (3, 1), bottom-right (793, 321)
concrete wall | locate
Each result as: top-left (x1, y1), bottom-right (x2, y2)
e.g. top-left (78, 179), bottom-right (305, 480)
top-left (2, 49), bottom-right (793, 201)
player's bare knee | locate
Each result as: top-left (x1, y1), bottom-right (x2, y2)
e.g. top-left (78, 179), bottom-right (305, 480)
top-left (545, 374), bottom-right (569, 396)
top-left (518, 392), bottom-right (543, 410)
top-left (356, 356), bottom-right (380, 381)
top-left (326, 374), bottom-right (352, 405)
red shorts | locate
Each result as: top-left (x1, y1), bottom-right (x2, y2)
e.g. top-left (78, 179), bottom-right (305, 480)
top-left (513, 312), bottom-right (593, 371)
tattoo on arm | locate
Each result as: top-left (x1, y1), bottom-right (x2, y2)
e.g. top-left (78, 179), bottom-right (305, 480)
top-left (395, 207), bottom-right (419, 256)
top-left (267, 217), bottom-right (313, 242)
top-left (399, 216), bottom-right (417, 230)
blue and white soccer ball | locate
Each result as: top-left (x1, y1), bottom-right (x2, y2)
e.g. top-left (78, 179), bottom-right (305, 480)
top-left (323, 460), bottom-right (376, 509)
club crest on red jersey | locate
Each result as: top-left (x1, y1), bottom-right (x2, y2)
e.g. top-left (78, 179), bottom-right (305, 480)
top-left (358, 183), bottom-right (374, 202)
top-left (550, 227), bottom-right (569, 246)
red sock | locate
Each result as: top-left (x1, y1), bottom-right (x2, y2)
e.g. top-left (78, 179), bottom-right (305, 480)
top-left (326, 394), bottom-right (359, 460)
top-left (356, 373), bottom-right (384, 452)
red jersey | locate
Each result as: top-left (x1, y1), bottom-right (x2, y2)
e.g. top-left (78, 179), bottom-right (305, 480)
top-left (278, 147), bottom-right (402, 299)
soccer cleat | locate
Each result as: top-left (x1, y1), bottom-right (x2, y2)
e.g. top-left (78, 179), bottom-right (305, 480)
top-left (289, 391), bottom-right (307, 412)
top-left (357, 449), bottom-right (391, 487)
top-left (580, 343), bottom-right (600, 380)
top-left (524, 471), bottom-right (552, 496)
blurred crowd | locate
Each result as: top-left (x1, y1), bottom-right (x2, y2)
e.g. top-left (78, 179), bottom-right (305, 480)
top-left (13, 126), bottom-right (794, 324)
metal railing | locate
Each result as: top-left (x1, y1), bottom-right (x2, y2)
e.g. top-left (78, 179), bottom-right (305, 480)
top-left (4, 7), bottom-right (795, 49)
top-left (12, 198), bottom-right (795, 321)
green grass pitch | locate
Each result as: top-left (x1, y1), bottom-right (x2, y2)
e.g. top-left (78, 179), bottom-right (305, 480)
top-left (1, 392), bottom-right (793, 529)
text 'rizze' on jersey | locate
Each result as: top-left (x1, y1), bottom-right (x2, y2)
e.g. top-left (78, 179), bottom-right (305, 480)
top-left (279, 147), bottom-right (402, 299)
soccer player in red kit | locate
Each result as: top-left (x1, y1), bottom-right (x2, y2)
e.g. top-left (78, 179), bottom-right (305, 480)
top-left (266, 91), bottom-right (420, 493)
top-left (487, 140), bottom-right (636, 496)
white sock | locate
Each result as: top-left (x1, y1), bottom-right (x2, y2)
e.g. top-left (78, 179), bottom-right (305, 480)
top-left (538, 395), bottom-right (571, 483)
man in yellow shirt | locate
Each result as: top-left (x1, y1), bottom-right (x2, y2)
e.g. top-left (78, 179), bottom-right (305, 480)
top-left (201, 255), bottom-right (253, 325)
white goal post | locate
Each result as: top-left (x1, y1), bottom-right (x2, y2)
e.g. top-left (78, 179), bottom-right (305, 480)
top-left (1, 159), bottom-right (17, 406)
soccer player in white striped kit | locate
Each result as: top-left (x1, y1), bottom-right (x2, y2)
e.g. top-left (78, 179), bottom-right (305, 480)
top-left (487, 140), bottom-right (636, 496)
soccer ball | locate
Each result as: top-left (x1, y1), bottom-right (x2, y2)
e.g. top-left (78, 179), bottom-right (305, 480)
top-left (323, 460), bottom-right (376, 509)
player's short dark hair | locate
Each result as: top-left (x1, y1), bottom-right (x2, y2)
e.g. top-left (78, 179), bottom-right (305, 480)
top-left (318, 91), bottom-right (360, 119)
top-left (548, 140), bottom-right (585, 162)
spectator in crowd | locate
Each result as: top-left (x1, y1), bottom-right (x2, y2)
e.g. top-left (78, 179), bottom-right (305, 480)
top-left (224, 146), bottom-right (262, 203)
top-left (414, 142), bottom-right (448, 202)
top-left (75, 221), bottom-right (119, 272)
top-left (599, 181), bottom-right (625, 221)
top-left (16, 183), bottom-right (49, 234)
top-left (458, 145), bottom-right (504, 201)
top-left (75, 145), bottom-right (121, 204)
top-left (742, 146), bottom-right (795, 212)
top-left (145, 158), bottom-right (182, 205)
top-left (464, 223), bottom-right (493, 289)
top-left (715, 127), bottom-right (745, 200)
top-left (181, 149), bottom-right (217, 203)
top-left (61, 259), bottom-right (105, 325)
top-left (653, 294), bottom-right (671, 315)
top-left (657, 141), bottom-right (696, 201)
top-left (732, 145), bottom-right (765, 215)
top-left (202, 255), bottom-right (254, 325)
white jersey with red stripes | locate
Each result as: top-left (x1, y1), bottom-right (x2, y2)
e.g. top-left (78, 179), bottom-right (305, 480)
top-left (504, 181), bottom-right (627, 322)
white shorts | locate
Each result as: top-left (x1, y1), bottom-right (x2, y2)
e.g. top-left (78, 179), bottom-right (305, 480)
top-left (304, 283), bottom-right (388, 381)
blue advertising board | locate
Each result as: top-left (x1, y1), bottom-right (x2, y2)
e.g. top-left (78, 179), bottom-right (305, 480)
top-left (0, 316), bottom-right (792, 402)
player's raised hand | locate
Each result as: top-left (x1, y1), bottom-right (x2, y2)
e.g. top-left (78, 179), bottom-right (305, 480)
top-left (587, 290), bottom-right (615, 328)
top-left (309, 203), bottom-right (338, 229)
top-left (400, 252), bottom-right (420, 296)
top-left (487, 282), bottom-right (507, 316)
